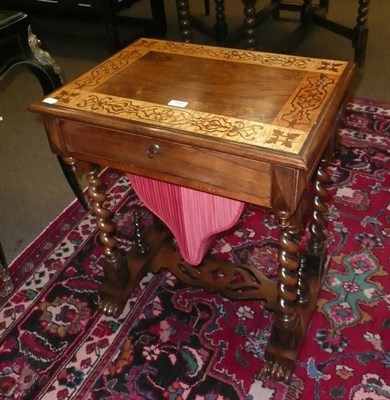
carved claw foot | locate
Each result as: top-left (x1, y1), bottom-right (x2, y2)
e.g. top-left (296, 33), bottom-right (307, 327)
top-left (98, 297), bottom-right (124, 318)
top-left (262, 356), bottom-right (293, 382)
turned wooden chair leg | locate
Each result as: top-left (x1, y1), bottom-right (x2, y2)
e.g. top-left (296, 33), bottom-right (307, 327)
top-left (214, 0), bottom-right (228, 44)
top-left (319, 0), bottom-right (329, 9)
top-left (97, 0), bottom-right (120, 51)
top-left (300, 0), bottom-right (314, 26)
top-left (150, 0), bottom-right (167, 36)
top-left (204, 0), bottom-right (210, 15)
top-left (176, 0), bottom-right (193, 43)
top-left (353, 0), bottom-right (369, 66)
top-left (242, 0), bottom-right (257, 50)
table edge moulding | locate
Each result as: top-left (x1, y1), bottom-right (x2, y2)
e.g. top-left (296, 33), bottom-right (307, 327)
top-left (29, 38), bottom-right (356, 382)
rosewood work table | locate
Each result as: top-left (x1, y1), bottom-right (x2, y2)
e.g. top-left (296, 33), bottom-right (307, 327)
top-left (30, 38), bottom-right (355, 382)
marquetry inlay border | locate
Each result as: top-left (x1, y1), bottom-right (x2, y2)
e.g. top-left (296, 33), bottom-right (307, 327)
top-left (46, 39), bottom-right (348, 154)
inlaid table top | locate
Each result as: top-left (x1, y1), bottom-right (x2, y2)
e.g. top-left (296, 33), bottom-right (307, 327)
top-left (30, 38), bottom-right (355, 210)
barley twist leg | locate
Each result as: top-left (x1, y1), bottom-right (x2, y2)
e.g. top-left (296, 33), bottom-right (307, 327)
top-left (81, 162), bottom-right (129, 317)
top-left (263, 211), bottom-right (302, 382)
top-left (305, 160), bottom-right (331, 277)
top-left (133, 206), bottom-right (150, 255)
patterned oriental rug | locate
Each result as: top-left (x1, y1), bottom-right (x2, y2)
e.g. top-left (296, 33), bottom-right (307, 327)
top-left (1, 98), bottom-right (389, 400)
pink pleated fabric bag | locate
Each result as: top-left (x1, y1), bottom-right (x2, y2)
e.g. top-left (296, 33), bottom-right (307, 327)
top-left (128, 174), bottom-right (245, 265)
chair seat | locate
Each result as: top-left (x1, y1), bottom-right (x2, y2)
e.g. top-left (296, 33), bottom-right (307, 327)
top-left (128, 174), bottom-right (245, 265)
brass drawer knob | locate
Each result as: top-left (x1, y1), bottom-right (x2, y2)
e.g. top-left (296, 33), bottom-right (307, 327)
top-left (146, 143), bottom-right (160, 159)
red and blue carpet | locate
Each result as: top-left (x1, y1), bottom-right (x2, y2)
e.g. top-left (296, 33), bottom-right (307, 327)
top-left (1, 98), bottom-right (389, 399)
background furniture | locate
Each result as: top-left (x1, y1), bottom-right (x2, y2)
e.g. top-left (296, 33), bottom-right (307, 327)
top-left (0, 10), bottom-right (88, 287)
top-left (176, 0), bottom-right (369, 65)
top-left (278, 0), bottom-right (369, 66)
top-left (2, 0), bottom-right (166, 50)
top-left (0, 241), bottom-right (12, 295)
top-left (0, 10), bottom-right (87, 207)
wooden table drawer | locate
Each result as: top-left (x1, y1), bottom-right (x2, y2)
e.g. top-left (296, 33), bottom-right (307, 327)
top-left (60, 121), bottom-right (273, 207)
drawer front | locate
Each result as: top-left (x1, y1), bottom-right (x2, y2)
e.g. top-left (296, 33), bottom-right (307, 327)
top-left (60, 121), bottom-right (273, 207)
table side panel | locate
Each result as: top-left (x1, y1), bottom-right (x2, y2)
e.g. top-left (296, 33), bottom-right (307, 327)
top-left (59, 120), bottom-right (273, 207)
